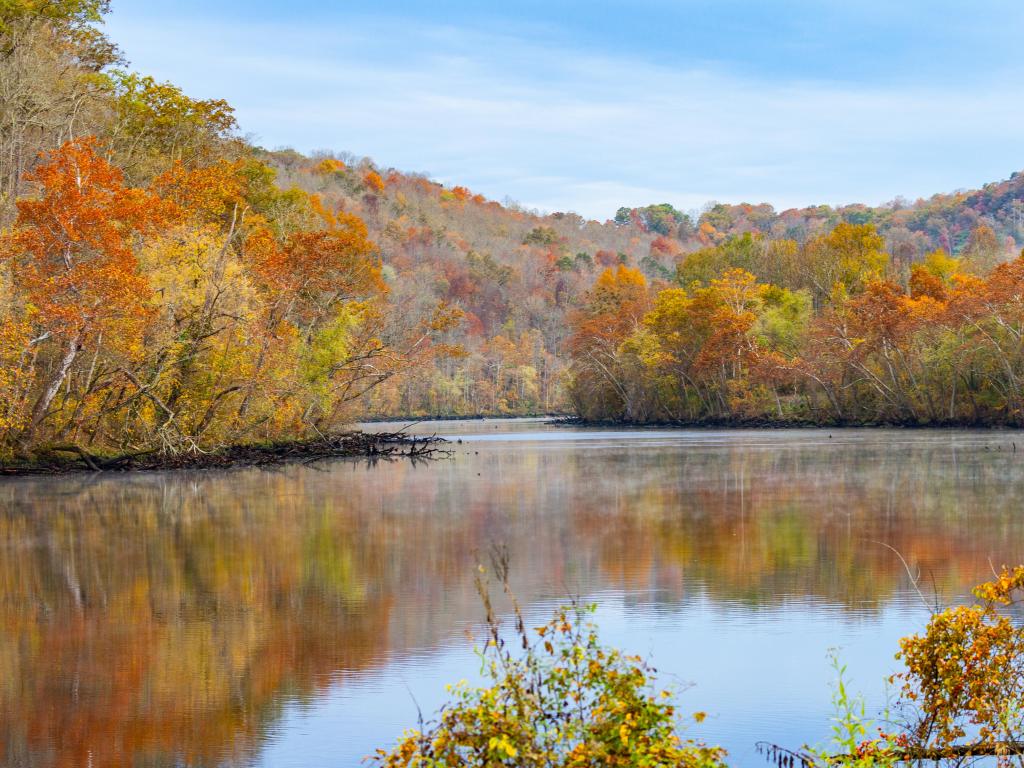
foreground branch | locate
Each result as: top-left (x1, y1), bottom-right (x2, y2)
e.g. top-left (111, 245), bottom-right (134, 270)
top-left (758, 740), bottom-right (1024, 767)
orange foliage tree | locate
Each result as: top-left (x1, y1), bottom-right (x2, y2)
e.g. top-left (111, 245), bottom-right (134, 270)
top-left (0, 139), bottom-right (462, 457)
top-left (566, 265), bottom-right (650, 420)
top-left (0, 137), bottom-right (175, 448)
top-left (890, 566), bottom-right (1024, 761)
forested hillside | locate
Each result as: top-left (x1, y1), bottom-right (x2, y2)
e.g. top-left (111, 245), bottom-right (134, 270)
top-left (265, 150), bottom-right (666, 416)
top-left (3, 0), bottom-right (1024, 463)
top-left (0, 1), bottom-right (462, 459)
top-left (264, 150), bottom-right (1024, 419)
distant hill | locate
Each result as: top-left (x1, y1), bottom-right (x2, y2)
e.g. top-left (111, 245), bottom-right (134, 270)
top-left (679, 173), bottom-right (1023, 257)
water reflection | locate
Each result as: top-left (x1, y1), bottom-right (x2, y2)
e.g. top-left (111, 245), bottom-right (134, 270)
top-left (2, 424), bottom-right (1023, 766)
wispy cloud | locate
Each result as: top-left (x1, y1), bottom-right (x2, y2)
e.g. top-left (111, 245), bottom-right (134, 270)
top-left (106, 13), bottom-right (1024, 220)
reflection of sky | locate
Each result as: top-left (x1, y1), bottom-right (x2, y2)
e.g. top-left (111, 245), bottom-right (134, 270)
top-left (9, 419), bottom-right (1024, 767)
top-left (259, 420), bottom-right (1024, 766)
top-left (259, 593), bottom-right (928, 767)
top-left (371, 418), bottom-right (1024, 449)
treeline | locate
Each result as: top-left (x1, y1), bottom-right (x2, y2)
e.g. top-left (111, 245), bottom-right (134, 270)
top-left (568, 222), bottom-right (1024, 425)
top-left (624, 173), bottom-right (1024, 257)
top-left (263, 156), bottom-right (1023, 422)
top-left (0, 1), bottom-right (457, 459)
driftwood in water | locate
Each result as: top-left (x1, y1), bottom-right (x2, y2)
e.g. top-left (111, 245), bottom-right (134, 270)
top-left (758, 740), bottom-right (1024, 766)
top-left (0, 430), bottom-right (450, 476)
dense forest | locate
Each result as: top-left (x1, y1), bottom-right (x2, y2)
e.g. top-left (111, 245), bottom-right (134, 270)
top-left (0, 0), bottom-right (464, 460)
top-left (4, 1), bottom-right (1024, 463)
top-left (567, 224), bottom-right (1024, 425)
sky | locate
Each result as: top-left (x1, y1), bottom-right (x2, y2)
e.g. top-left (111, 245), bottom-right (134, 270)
top-left (105, 1), bottom-right (1024, 221)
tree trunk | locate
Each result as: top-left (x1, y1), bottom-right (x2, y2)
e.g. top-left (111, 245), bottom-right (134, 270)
top-left (20, 333), bottom-right (80, 447)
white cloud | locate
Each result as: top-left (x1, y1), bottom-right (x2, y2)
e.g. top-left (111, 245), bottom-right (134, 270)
top-left (105, 14), bottom-right (1024, 220)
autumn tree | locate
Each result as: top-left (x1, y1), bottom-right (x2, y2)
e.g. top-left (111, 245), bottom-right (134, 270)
top-left (798, 222), bottom-right (889, 306)
top-left (0, 0), bottom-right (117, 220)
top-left (641, 269), bottom-right (807, 420)
top-left (566, 265), bottom-right (650, 420)
top-left (0, 137), bottom-right (175, 449)
top-left (107, 70), bottom-right (240, 182)
top-left (894, 566), bottom-right (1024, 761)
top-left (961, 223), bottom-right (1003, 274)
top-left (239, 202), bottom-right (388, 428)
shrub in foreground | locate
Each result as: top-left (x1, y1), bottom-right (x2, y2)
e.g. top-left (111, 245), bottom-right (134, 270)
top-left (370, 566), bottom-right (726, 767)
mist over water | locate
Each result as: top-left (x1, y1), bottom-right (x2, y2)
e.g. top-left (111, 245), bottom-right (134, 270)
top-left (3, 420), bottom-right (1024, 766)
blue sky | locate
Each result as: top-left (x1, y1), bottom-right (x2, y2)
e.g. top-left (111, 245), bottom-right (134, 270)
top-left (105, 1), bottom-right (1024, 220)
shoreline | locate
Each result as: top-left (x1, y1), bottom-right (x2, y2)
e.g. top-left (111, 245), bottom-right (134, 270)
top-left (7, 415), bottom-right (1024, 477)
top-left (555, 415), bottom-right (1024, 430)
top-left (0, 430), bottom-right (450, 478)
top-left (359, 412), bottom-right (570, 424)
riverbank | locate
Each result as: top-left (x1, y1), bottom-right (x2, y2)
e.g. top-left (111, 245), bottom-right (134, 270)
top-left (0, 430), bottom-right (450, 477)
top-left (555, 414), bottom-right (1024, 430)
top-left (9, 413), bottom-right (1023, 477)
top-left (360, 411), bottom-right (570, 423)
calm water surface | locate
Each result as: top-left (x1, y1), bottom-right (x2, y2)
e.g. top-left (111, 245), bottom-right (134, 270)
top-left (3, 420), bottom-right (1024, 766)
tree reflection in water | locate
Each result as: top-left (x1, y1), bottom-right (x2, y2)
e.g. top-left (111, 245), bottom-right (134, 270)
top-left (1, 427), bottom-right (1022, 766)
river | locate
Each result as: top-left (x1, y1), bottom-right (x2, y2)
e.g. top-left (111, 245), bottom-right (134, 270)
top-left (2, 419), bottom-right (1023, 766)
